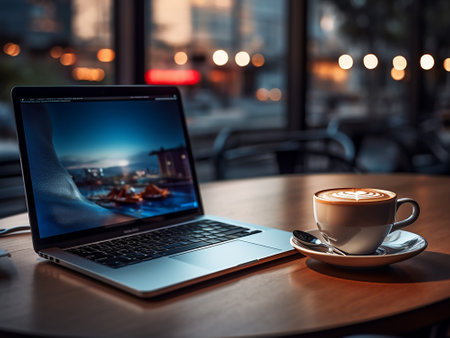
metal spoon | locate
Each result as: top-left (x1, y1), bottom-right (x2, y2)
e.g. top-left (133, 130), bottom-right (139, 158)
top-left (292, 230), bottom-right (347, 256)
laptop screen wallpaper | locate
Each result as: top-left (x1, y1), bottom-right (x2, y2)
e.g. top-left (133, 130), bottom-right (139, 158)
top-left (20, 97), bottom-right (199, 238)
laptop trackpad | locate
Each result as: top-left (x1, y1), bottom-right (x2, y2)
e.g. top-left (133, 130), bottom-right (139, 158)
top-left (170, 240), bottom-right (280, 270)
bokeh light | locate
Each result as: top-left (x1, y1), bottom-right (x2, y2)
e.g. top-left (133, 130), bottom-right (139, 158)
top-left (256, 88), bottom-right (269, 101)
top-left (174, 51), bottom-right (188, 65)
top-left (72, 67), bottom-right (105, 81)
top-left (3, 42), bottom-right (20, 56)
top-left (50, 46), bottom-right (63, 59)
top-left (212, 49), bottom-right (229, 66)
top-left (60, 52), bottom-right (77, 66)
top-left (252, 53), bottom-right (265, 67)
top-left (269, 88), bottom-right (282, 101)
top-left (338, 54), bottom-right (353, 70)
top-left (235, 51), bottom-right (250, 67)
top-left (363, 53), bottom-right (378, 69)
top-left (320, 15), bottom-right (335, 32)
top-left (145, 69), bottom-right (201, 85)
top-left (392, 55), bottom-right (407, 70)
top-left (420, 54), bottom-right (434, 70)
top-left (97, 48), bottom-right (115, 62)
top-left (444, 58), bottom-right (450, 72)
top-left (391, 68), bottom-right (405, 81)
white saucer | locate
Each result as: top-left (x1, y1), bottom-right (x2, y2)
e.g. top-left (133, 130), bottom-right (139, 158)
top-left (290, 229), bottom-right (427, 268)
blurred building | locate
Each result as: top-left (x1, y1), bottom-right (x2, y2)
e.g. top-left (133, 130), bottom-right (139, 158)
top-left (150, 147), bottom-right (191, 180)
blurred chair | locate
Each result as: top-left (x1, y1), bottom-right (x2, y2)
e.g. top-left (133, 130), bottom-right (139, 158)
top-left (0, 149), bottom-right (27, 218)
top-left (327, 116), bottom-right (413, 173)
top-left (408, 117), bottom-right (450, 174)
top-left (327, 115), bottom-right (450, 174)
top-left (212, 128), bottom-right (359, 180)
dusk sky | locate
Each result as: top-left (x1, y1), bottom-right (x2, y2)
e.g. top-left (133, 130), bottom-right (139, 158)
top-left (46, 99), bottom-right (186, 168)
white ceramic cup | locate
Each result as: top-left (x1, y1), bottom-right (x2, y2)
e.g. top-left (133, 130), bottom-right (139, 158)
top-left (313, 188), bottom-right (420, 255)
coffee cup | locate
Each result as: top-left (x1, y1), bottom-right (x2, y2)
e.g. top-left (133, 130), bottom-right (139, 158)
top-left (313, 188), bottom-right (420, 255)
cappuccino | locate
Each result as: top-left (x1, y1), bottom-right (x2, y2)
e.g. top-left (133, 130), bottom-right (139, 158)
top-left (313, 188), bottom-right (420, 255)
top-left (315, 188), bottom-right (396, 204)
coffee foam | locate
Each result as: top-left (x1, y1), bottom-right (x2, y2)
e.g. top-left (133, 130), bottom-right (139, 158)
top-left (315, 188), bottom-right (396, 204)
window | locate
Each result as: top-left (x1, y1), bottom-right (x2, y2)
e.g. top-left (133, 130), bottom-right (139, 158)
top-left (423, 0), bottom-right (450, 124)
top-left (305, 0), bottom-right (450, 174)
top-left (306, 0), bottom-right (411, 127)
top-left (147, 0), bottom-right (288, 138)
top-left (0, 0), bottom-right (114, 147)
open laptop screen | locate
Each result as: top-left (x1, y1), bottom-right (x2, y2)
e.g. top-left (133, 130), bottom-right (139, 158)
top-left (18, 92), bottom-right (199, 239)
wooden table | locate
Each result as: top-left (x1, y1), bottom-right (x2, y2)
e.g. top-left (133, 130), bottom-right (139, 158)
top-left (0, 174), bottom-right (449, 337)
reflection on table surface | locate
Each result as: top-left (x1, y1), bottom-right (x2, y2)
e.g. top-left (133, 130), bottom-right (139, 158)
top-left (0, 174), bottom-right (449, 337)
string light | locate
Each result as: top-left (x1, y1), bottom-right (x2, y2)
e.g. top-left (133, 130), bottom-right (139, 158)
top-left (252, 53), bottom-right (265, 67)
top-left (420, 54), bottom-right (434, 70)
top-left (3, 42), bottom-right (20, 56)
top-left (235, 51), bottom-right (250, 67)
top-left (174, 51), bottom-right (188, 65)
top-left (212, 50), bottom-right (228, 66)
top-left (392, 55), bottom-right (407, 70)
top-left (338, 54), bottom-right (353, 70)
top-left (391, 68), bottom-right (405, 81)
top-left (97, 49), bottom-right (115, 62)
top-left (363, 53), bottom-right (378, 70)
top-left (444, 58), bottom-right (450, 72)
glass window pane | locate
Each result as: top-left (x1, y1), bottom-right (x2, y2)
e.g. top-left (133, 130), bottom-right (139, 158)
top-left (0, 0), bottom-right (114, 147)
top-left (147, 0), bottom-right (287, 139)
top-left (306, 0), bottom-right (411, 128)
top-left (423, 0), bottom-right (450, 121)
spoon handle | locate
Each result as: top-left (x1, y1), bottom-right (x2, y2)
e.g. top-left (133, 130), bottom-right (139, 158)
top-left (330, 246), bottom-right (347, 256)
top-left (291, 235), bottom-right (347, 256)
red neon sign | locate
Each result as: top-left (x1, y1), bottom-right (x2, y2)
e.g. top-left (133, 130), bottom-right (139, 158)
top-left (144, 69), bottom-right (201, 85)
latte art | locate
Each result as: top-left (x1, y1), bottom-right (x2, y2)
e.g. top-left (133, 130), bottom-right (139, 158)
top-left (332, 190), bottom-right (386, 200)
top-left (315, 188), bottom-right (396, 204)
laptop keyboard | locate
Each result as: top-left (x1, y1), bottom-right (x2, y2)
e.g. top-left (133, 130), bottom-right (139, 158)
top-left (67, 220), bottom-right (262, 269)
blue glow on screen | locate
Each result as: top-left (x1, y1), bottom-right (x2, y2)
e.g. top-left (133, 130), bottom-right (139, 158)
top-left (21, 99), bottom-right (198, 238)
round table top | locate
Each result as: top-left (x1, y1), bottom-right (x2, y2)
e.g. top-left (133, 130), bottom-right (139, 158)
top-left (0, 174), bottom-right (449, 337)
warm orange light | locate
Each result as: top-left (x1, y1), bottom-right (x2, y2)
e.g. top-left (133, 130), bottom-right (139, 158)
top-left (235, 51), bottom-right (250, 67)
top-left (338, 54), bottom-right (353, 70)
top-left (3, 42), bottom-right (20, 56)
top-left (72, 67), bottom-right (105, 81)
top-left (212, 50), bottom-right (228, 66)
top-left (420, 54), bottom-right (434, 70)
top-left (363, 53), bottom-right (378, 70)
top-left (145, 69), bottom-right (201, 85)
top-left (60, 52), bottom-right (76, 66)
top-left (269, 88), bottom-right (282, 101)
top-left (209, 70), bottom-right (226, 83)
top-left (444, 58), bottom-right (450, 72)
top-left (50, 46), bottom-right (63, 59)
top-left (312, 61), bottom-right (348, 83)
top-left (392, 55), bottom-right (407, 70)
top-left (174, 51), bottom-right (188, 65)
top-left (216, 0), bottom-right (232, 8)
top-left (256, 88), bottom-right (269, 101)
top-left (191, 0), bottom-right (207, 5)
top-left (97, 48), bottom-right (115, 62)
top-left (391, 68), bottom-right (405, 81)
top-left (252, 53), bottom-right (265, 67)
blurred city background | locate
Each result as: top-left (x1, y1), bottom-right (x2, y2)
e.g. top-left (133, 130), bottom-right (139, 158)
top-left (1, 0), bottom-right (450, 217)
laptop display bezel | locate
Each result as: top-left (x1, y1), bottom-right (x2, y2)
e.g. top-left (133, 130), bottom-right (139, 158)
top-left (12, 85), bottom-right (205, 251)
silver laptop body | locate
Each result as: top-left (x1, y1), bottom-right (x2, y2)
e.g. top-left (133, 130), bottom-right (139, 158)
top-left (12, 85), bottom-right (295, 298)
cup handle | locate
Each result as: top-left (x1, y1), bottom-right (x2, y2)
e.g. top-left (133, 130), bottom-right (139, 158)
top-left (391, 198), bottom-right (420, 231)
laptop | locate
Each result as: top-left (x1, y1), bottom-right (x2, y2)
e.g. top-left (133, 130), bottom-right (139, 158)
top-left (12, 85), bottom-right (295, 298)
